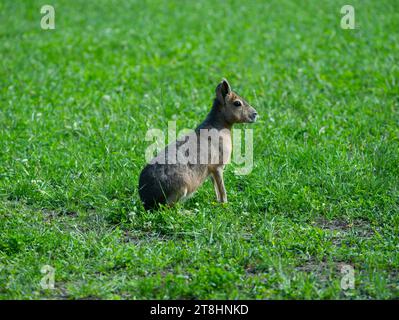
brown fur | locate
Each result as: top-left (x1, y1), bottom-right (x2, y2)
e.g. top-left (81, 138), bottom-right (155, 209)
top-left (139, 79), bottom-right (258, 210)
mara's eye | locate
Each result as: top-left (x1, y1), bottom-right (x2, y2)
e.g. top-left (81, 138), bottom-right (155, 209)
top-left (233, 100), bottom-right (242, 107)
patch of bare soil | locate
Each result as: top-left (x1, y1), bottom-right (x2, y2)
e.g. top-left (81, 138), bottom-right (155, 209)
top-left (314, 217), bottom-right (375, 246)
top-left (122, 230), bottom-right (171, 245)
top-left (42, 209), bottom-right (78, 221)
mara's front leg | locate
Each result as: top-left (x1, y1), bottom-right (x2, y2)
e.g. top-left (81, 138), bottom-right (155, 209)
top-left (210, 174), bottom-right (220, 201)
top-left (212, 167), bottom-right (227, 203)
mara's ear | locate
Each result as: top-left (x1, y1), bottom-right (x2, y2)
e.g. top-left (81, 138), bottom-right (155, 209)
top-left (215, 78), bottom-right (231, 104)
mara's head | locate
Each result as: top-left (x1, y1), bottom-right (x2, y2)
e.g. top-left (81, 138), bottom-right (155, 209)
top-left (215, 78), bottom-right (258, 124)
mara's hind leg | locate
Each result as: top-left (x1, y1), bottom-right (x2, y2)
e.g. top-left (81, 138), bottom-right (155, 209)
top-left (166, 187), bottom-right (188, 206)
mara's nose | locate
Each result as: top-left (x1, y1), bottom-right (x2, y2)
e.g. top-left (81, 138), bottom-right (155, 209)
top-left (251, 111), bottom-right (258, 121)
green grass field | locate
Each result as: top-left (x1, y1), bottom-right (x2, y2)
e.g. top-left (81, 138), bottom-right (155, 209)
top-left (0, 0), bottom-right (398, 299)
